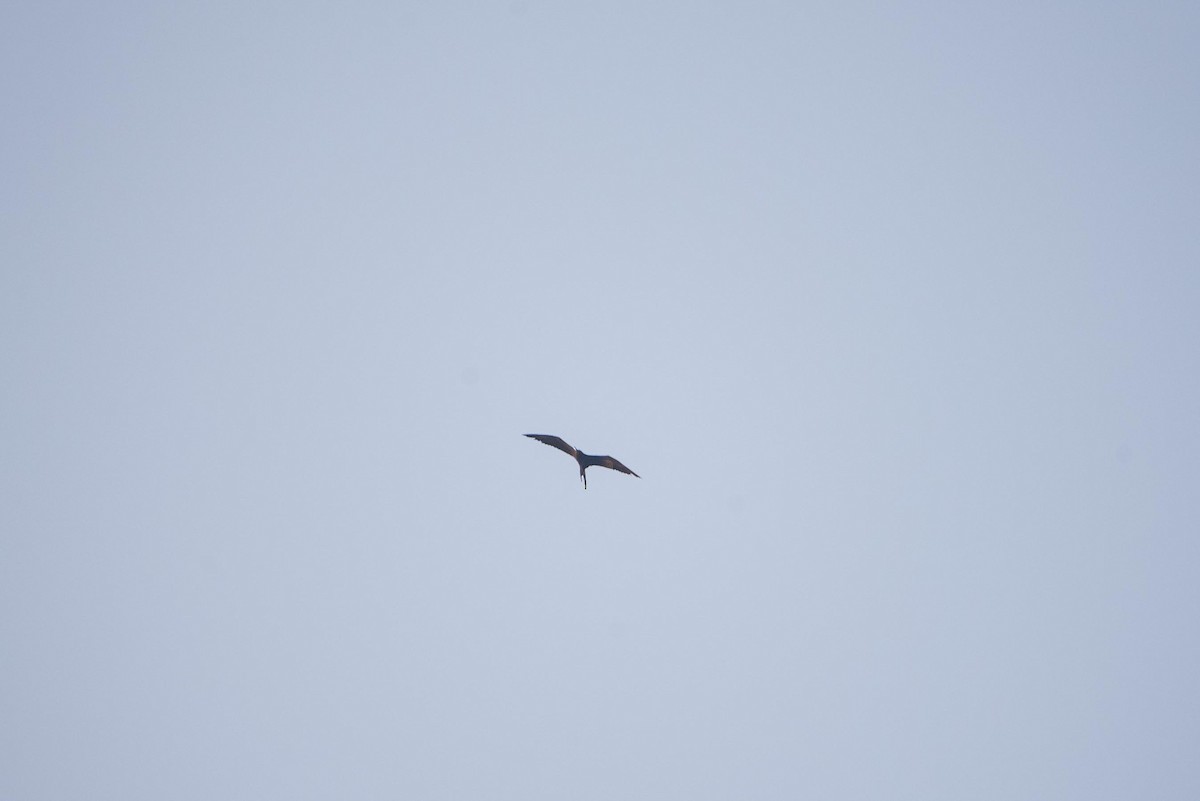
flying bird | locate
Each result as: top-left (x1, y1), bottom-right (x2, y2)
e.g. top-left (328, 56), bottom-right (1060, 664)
top-left (525, 434), bottom-right (640, 489)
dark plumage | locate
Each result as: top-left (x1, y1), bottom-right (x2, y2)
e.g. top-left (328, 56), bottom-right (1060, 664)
top-left (525, 434), bottom-right (640, 489)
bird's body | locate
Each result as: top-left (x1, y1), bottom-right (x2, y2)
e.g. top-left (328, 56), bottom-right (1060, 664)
top-left (525, 434), bottom-right (639, 489)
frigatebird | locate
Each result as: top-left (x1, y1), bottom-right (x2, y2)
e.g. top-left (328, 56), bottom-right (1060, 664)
top-left (525, 434), bottom-right (640, 489)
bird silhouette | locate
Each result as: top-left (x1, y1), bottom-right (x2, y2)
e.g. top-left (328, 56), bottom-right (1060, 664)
top-left (525, 434), bottom-right (640, 489)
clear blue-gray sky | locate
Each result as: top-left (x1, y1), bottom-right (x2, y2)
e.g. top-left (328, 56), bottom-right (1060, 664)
top-left (3, 2), bottom-right (1198, 798)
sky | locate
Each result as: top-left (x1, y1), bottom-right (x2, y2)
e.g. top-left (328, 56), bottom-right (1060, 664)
top-left (3, 2), bottom-right (1199, 798)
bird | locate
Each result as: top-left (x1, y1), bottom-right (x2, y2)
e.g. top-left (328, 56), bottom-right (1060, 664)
top-left (525, 434), bottom-right (640, 489)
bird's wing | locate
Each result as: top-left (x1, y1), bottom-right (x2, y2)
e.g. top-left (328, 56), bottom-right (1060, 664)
top-left (525, 434), bottom-right (578, 458)
top-left (596, 456), bottom-right (639, 477)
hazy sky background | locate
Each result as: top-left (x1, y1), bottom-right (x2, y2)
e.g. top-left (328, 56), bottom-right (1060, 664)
top-left (3, 2), bottom-right (1198, 798)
